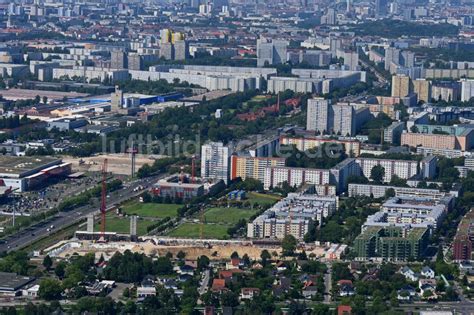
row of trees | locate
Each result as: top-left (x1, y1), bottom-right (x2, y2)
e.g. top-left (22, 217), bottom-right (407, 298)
top-left (103, 250), bottom-right (173, 283)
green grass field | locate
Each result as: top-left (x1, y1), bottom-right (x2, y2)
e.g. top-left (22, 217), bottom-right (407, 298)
top-left (247, 192), bottom-right (281, 206)
top-left (168, 223), bottom-right (229, 239)
top-left (121, 202), bottom-right (180, 218)
top-left (204, 207), bottom-right (258, 224)
top-left (95, 214), bottom-right (153, 236)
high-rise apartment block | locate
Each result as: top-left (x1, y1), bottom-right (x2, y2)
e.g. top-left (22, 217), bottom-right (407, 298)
top-left (256, 38), bottom-right (288, 67)
top-left (306, 98), bottom-right (370, 136)
top-left (111, 50), bottom-right (127, 69)
top-left (159, 29), bottom-right (188, 61)
top-left (461, 79), bottom-right (474, 102)
top-left (201, 142), bottom-right (232, 184)
top-left (391, 75), bottom-right (412, 97)
top-left (128, 54), bottom-right (143, 71)
top-left (412, 79), bottom-right (431, 103)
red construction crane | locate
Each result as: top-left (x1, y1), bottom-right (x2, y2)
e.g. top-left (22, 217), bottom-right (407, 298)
top-left (100, 158), bottom-right (108, 241)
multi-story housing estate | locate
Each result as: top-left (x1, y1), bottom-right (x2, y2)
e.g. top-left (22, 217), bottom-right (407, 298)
top-left (363, 195), bottom-right (454, 230)
top-left (230, 155), bottom-right (285, 182)
top-left (354, 226), bottom-right (430, 261)
top-left (348, 184), bottom-right (447, 199)
top-left (354, 157), bottom-right (419, 183)
top-left (401, 125), bottom-right (474, 151)
top-left (263, 166), bottom-right (331, 190)
top-left (247, 193), bottom-right (338, 240)
top-left (279, 135), bottom-right (361, 157)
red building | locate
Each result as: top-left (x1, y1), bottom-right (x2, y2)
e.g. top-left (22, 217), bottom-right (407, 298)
top-left (453, 209), bottom-right (474, 261)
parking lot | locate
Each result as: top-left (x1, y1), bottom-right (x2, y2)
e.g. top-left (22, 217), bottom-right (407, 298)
top-left (0, 173), bottom-right (101, 217)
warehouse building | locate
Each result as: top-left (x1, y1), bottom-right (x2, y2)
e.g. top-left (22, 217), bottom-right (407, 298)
top-left (0, 156), bottom-right (71, 192)
top-left (0, 272), bottom-right (36, 297)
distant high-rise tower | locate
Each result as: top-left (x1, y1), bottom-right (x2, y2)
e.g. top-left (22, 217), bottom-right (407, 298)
top-left (111, 50), bottom-right (127, 69)
top-left (375, 0), bottom-right (387, 17)
top-left (384, 47), bottom-right (400, 71)
top-left (321, 8), bottom-right (337, 25)
top-left (174, 40), bottom-right (189, 60)
top-left (201, 142), bottom-right (232, 184)
top-left (256, 38), bottom-right (288, 67)
top-left (413, 79), bottom-right (431, 103)
top-left (130, 215), bottom-right (137, 239)
top-left (111, 86), bottom-right (124, 111)
top-left (128, 53), bottom-right (143, 71)
top-left (306, 98), bottom-right (331, 133)
top-left (306, 98), bottom-right (361, 136)
top-left (159, 30), bottom-right (188, 61)
top-left (391, 75), bottom-right (412, 98)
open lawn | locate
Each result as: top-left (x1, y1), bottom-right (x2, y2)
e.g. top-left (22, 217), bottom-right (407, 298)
top-left (121, 202), bottom-right (180, 218)
top-left (204, 207), bottom-right (258, 225)
top-left (247, 192), bottom-right (281, 206)
top-left (168, 223), bottom-right (229, 239)
top-left (95, 214), bottom-right (153, 236)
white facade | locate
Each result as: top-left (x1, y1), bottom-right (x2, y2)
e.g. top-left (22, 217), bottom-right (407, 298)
top-left (461, 79), bottom-right (474, 102)
top-left (53, 67), bottom-right (129, 83)
top-left (263, 166), bottom-right (330, 190)
top-left (306, 98), bottom-right (330, 132)
top-left (355, 158), bottom-right (419, 183)
top-left (201, 142), bottom-right (232, 184)
top-left (247, 193), bottom-right (338, 239)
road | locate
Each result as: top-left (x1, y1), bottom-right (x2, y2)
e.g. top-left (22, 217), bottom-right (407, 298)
top-left (199, 269), bottom-right (210, 295)
top-left (324, 264), bottom-right (332, 303)
top-left (0, 175), bottom-right (161, 253)
top-left (359, 57), bottom-right (389, 86)
top-left (396, 301), bottom-right (474, 314)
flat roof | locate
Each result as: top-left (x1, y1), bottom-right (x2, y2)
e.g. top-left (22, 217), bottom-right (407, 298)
top-left (182, 90), bottom-right (234, 102)
top-left (68, 172), bottom-right (85, 178)
top-left (0, 88), bottom-right (88, 101)
top-left (0, 272), bottom-right (35, 291)
top-left (0, 156), bottom-right (61, 178)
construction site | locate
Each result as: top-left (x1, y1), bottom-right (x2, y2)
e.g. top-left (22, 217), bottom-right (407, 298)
top-left (63, 153), bottom-right (157, 176)
top-left (44, 237), bottom-right (329, 261)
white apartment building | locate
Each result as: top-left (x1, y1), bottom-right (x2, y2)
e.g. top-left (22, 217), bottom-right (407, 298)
top-left (363, 195), bottom-right (453, 230)
top-left (247, 193), bottom-right (338, 239)
top-left (53, 67), bottom-right (129, 83)
top-left (263, 166), bottom-right (331, 190)
top-left (354, 158), bottom-right (419, 182)
top-left (306, 97), bottom-right (330, 132)
top-left (461, 79), bottom-right (474, 102)
top-left (348, 183), bottom-right (447, 199)
top-left (200, 142), bottom-right (232, 184)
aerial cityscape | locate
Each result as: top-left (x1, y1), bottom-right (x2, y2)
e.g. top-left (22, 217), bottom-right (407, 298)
top-left (0, 0), bottom-right (473, 314)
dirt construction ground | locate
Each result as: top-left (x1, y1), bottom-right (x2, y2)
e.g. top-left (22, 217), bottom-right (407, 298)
top-left (63, 154), bottom-right (158, 176)
top-left (49, 240), bottom-right (328, 261)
